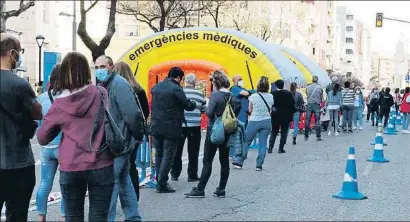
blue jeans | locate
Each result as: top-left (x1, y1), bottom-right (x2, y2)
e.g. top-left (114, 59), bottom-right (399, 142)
top-left (36, 147), bottom-right (65, 216)
top-left (108, 154), bottom-right (141, 221)
top-left (342, 105), bottom-right (354, 129)
top-left (235, 119), bottom-right (271, 167)
top-left (305, 103), bottom-right (321, 138)
top-left (60, 165), bottom-right (114, 222)
top-left (352, 106), bottom-right (363, 127)
top-left (403, 113), bottom-right (410, 130)
top-left (292, 112), bottom-right (301, 137)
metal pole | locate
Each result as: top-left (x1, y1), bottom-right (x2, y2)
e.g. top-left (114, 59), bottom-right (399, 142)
top-left (383, 17), bottom-right (410, 24)
top-left (72, 1), bottom-right (77, 51)
top-left (38, 45), bottom-right (42, 83)
top-left (197, 0), bottom-right (200, 27)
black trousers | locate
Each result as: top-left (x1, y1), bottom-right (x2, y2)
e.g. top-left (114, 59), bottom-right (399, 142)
top-left (129, 145), bottom-right (140, 201)
top-left (171, 126), bottom-right (201, 179)
top-left (379, 109), bottom-right (390, 127)
top-left (269, 122), bottom-right (290, 150)
top-left (197, 129), bottom-right (230, 191)
top-left (366, 104), bottom-right (371, 120)
top-left (152, 135), bottom-right (178, 187)
top-left (0, 165), bottom-right (35, 222)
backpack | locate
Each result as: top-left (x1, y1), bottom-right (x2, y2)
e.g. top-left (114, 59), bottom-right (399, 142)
top-left (222, 95), bottom-right (237, 134)
top-left (210, 117), bottom-right (226, 145)
top-left (90, 87), bottom-right (128, 157)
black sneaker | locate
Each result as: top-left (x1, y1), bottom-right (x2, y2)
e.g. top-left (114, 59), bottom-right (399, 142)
top-left (188, 177), bottom-right (200, 182)
top-left (213, 188), bottom-right (226, 198)
top-left (184, 187), bottom-right (205, 198)
top-left (278, 149), bottom-right (286, 154)
top-left (317, 137), bottom-right (323, 141)
top-left (156, 184), bottom-right (176, 193)
top-left (267, 148), bottom-right (273, 153)
top-left (232, 162), bottom-right (243, 169)
top-left (255, 166), bottom-right (262, 171)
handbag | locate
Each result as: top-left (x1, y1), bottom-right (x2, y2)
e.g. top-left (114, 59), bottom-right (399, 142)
top-left (211, 117), bottom-right (225, 145)
top-left (89, 87), bottom-right (128, 157)
top-left (134, 93), bottom-right (150, 135)
top-left (257, 93), bottom-right (275, 114)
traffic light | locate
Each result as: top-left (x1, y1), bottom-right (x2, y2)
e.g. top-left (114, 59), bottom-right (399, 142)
top-left (376, 13), bottom-right (383, 27)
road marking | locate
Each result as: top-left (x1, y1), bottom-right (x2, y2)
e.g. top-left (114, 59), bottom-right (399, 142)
top-left (362, 162), bottom-right (373, 177)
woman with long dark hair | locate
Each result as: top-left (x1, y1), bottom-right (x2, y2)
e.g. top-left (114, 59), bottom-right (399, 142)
top-left (37, 52), bottom-right (114, 221)
top-left (35, 64), bottom-right (65, 221)
top-left (290, 82), bottom-right (304, 144)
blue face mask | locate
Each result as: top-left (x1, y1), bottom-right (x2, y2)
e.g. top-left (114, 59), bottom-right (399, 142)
top-left (95, 69), bottom-right (109, 81)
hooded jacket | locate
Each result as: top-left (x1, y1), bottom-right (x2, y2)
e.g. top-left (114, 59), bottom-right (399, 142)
top-left (37, 85), bottom-right (113, 172)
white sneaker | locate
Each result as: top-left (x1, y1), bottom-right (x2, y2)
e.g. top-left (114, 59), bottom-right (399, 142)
top-left (359, 127), bottom-right (363, 130)
top-left (335, 132), bottom-right (340, 136)
top-left (328, 131), bottom-right (332, 136)
top-left (402, 130), bottom-right (410, 134)
top-left (352, 127), bottom-right (357, 130)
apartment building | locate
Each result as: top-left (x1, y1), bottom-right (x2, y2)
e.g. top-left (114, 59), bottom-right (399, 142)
top-left (371, 52), bottom-right (396, 87)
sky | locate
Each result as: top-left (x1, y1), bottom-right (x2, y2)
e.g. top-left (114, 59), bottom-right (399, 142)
top-left (339, 1), bottom-right (410, 55)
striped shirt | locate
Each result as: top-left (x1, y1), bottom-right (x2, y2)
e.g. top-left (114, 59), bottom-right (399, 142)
top-left (183, 87), bottom-right (207, 127)
top-left (341, 88), bottom-right (355, 106)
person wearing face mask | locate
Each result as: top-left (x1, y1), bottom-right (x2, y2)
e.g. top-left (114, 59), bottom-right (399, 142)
top-left (94, 55), bottom-right (144, 221)
top-left (151, 67), bottom-right (197, 193)
top-left (352, 88), bottom-right (365, 130)
top-left (0, 34), bottom-right (43, 221)
top-left (230, 75), bottom-right (251, 126)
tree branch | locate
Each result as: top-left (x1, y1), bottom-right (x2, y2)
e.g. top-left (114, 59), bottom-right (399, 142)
top-left (86, 0), bottom-right (99, 13)
top-left (3, 0), bottom-right (35, 19)
top-left (77, 0), bottom-right (98, 52)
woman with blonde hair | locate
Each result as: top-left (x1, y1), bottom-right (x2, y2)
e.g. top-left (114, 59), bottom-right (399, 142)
top-left (112, 61), bottom-right (149, 202)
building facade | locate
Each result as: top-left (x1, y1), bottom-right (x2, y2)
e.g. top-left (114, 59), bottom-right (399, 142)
top-left (371, 52), bottom-right (397, 88)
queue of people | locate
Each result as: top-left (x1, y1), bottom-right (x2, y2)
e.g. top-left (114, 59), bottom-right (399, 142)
top-left (1, 32), bottom-right (410, 222)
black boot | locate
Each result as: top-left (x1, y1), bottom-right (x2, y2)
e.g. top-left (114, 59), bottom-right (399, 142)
top-left (278, 148), bottom-right (286, 153)
top-left (292, 137), bottom-right (296, 145)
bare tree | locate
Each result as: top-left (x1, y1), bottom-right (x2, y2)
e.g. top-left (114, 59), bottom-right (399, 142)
top-left (77, 0), bottom-right (117, 62)
top-left (0, 0), bottom-right (35, 33)
top-left (116, 0), bottom-right (205, 33)
top-left (270, 3), bottom-right (291, 45)
top-left (257, 22), bottom-right (271, 41)
top-left (201, 0), bottom-right (233, 28)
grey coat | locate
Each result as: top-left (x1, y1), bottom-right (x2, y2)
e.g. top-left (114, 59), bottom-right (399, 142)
top-left (101, 73), bottom-right (144, 153)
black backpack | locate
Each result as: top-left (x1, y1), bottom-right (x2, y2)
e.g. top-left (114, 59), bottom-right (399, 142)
top-left (89, 87), bottom-right (128, 157)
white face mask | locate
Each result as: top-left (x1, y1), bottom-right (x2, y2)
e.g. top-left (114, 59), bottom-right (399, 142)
top-left (238, 80), bottom-right (244, 87)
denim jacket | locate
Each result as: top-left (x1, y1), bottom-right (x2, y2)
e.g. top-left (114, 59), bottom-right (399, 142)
top-left (36, 91), bottom-right (62, 147)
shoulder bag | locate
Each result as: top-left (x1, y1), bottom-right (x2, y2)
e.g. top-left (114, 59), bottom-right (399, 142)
top-left (257, 93), bottom-right (275, 114)
top-left (89, 87), bottom-right (128, 156)
top-left (134, 93), bottom-right (151, 135)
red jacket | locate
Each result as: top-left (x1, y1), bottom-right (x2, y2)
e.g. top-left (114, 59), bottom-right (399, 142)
top-left (400, 93), bottom-right (410, 113)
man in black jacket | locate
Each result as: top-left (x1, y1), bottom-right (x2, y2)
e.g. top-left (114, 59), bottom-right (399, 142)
top-left (151, 67), bottom-right (197, 193)
top-left (378, 87), bottom-right (394, 127)
top-left (268, 80), bottom-right (296, 153)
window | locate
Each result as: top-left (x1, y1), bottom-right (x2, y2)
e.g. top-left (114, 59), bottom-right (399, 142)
top-left (346, 15), bottom-right (354, 20)
top-left (123, 25), bottom-right (139, 37)
top-left (312, 47), bottom-right (316, 55)
top-left (346, 38), bottom-right (354, 43)
top-left (346, 49), bottom-right (354, 54)
top-left (346, 72), bottom-right (352, 78)
top-left (347, 61), bottom-right (352, 63)
top-left (346, 26), bottom-right (353, 32)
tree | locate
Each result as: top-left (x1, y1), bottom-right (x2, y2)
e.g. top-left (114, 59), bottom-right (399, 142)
top-left (269, 3), bottom-right (291, 45)
top-left (0, 0), bottom-right (35, 33)
top-left (329, 74), bottom-right (364, 88)
top-left (116, 0), bottom-right (205, 33)
top-left (201, 0), bottom-right (234, 28)
top-left (77, 0), bottom-right (118, 62)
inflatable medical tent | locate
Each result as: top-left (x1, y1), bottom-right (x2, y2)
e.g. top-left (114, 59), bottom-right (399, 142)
top-left (118, 27), bottom-right (307, 98)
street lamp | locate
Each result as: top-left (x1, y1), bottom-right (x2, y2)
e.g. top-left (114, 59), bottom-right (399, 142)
top-left (36, 34), bottom-right (45, 87)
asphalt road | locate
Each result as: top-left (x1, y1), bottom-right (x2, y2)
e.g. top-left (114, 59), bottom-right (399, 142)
top-left (3, 122), bottom-right (410, 221)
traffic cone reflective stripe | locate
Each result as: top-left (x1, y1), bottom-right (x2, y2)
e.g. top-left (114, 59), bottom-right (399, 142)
top-left (384, 117), bottom-right (398, 135)
top-left (367, 134), bottom-right (389, 163)
top-left (333, 146), bottom-right (367, 200)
